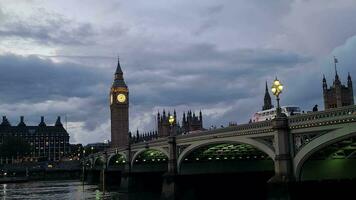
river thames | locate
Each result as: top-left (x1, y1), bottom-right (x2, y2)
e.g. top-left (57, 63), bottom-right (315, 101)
top-left (2, 178), bottom-right (356, 199)
top-left (0, 180), bottom-right (139, 200)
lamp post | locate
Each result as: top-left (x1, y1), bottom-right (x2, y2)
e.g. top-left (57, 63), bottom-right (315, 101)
top-left (168, 114), bottom-right (177, 174)
top-left (168, 115), bottom-right (175, 136)
top-left (271, 77), bottom-right (284, 117)
top-left (81, 149), bottom-right (86, 187)
top-left (162, 114), bottom-right (178, 199)
top-left (268, 77), bottom-right (294, 185)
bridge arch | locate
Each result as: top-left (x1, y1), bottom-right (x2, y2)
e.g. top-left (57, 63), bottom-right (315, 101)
top-left (294, 125), bottom-right (356, 180)
top-left (131, 147), bottom-right (169, 166)
top-left (177, 137), bottom-right (275, 172)
top-left (93, 156), bottom-right (105, 167)
top-left (107, 153), bottom-right (127, 167)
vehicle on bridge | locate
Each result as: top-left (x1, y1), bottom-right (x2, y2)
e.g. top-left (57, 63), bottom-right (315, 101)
top-left (251, 105), bottom-right (301, 122)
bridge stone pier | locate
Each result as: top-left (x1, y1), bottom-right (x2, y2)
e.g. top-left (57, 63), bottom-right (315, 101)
top-left (84, 105), bottom-right (356, 199)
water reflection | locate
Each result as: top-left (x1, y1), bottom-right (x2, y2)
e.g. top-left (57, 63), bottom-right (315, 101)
top-left (0, 180), bottom-right (120, 200)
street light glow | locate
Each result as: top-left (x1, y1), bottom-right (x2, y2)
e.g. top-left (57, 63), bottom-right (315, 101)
top-left (168, 115), bottom-right (175, 125)
top-left (271, 77), bottom-right (284, 116)
top-left (274, 80), bottom-right (280, 86)
top-left (271, 77), bottom-right (283, 96)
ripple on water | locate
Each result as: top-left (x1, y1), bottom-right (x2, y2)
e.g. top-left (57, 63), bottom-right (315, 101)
top-left (1, 180), bottom-right (120, 200)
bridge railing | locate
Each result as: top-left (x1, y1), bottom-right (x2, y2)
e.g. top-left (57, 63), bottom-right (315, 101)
top-left (289, 105), bottom-right (356, 128)
top-left (176, 120), bottom-right (273, 139)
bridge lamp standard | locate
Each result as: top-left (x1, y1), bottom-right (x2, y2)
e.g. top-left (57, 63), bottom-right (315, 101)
top-left (168, 115), bottom-right (175, 136)
top-left (271, 77), bottom-right (284, 116)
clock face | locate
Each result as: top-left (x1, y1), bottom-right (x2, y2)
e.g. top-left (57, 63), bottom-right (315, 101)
top-left (117, 93), bottom-right (126, 103)
top-left (110, 94), bottom-right (113, 105)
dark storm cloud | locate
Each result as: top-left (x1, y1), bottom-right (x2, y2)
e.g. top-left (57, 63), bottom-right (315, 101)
top-left (0, 12), bottom-right (96, 45)
top-left (0, 54), bottom-right (109, 104)
top-left (126, 43), bottom-right (311, 71)
top-left (122, 43), bottom-right (311, 106)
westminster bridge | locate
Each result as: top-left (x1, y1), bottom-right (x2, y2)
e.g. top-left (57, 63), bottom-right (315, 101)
top-left (84, 105), bottom-right (356, 198)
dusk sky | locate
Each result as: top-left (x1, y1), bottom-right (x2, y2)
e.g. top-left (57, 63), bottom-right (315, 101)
top-left (0, 0), bottom-right (355, 145)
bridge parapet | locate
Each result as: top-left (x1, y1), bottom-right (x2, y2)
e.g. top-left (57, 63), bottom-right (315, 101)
top-left (177, 120), bottom-right (273, 139)
top-left (289, 105), bottom-right (356, 129)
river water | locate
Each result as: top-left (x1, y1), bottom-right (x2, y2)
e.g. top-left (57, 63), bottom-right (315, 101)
top-left (0, 172), bottom-right (272, 199)
top-left (2, 179), bottom-right (354, 200)
top-left (0, 180), bottom-right (124, 200)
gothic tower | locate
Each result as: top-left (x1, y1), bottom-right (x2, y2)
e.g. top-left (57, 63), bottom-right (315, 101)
top-left (110, 58), bottom-right (129, 148)
top-left (157, 110), bottom-right (177, 137)
top-left (323, 57), bottom-right (354, 110)
top-left (262, 81), bottom-right (273, 110)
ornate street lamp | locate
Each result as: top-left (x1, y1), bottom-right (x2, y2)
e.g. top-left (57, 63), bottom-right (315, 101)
top-left (271, 77), bottom-right (284, 116)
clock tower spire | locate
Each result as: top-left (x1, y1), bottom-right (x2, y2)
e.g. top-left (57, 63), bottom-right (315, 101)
top-left (110, 57), bottom-right (129, 148)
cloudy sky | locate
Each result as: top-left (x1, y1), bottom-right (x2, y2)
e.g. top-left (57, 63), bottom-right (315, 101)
top-left (0, 0), bottom-right (355, 144)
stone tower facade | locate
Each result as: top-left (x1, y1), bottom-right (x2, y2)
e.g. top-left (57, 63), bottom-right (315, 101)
top-left (156, 110), bottom-right (203, 136)
top-left (157, 110), bottom-right (177, 137)
top-left (262, 81), bottom-right (273, 110)
top-left (110, 58), bottom-right (129, 148)
top-left (323, 59), bottom-right (354, 110)
top-left (182, 110), bottom-right (203, 133)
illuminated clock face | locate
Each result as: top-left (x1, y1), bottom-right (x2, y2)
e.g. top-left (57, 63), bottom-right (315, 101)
top-left (117, 93), bottom-right (126, 103)
top-left (110, 95), bottom-right (113, 105)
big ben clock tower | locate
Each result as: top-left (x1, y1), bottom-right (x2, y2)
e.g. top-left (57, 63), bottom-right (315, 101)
top-left (110, 58), bottom-right (129, 148)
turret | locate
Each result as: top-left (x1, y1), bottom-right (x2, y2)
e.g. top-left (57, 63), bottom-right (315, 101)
top-left (18, 116), bottom-right (26, 127)
top-left (323, 74), bottom-right (327, 90)
top-left (113, 58), bottom-right (126, 87)
top-left (55, 116), bottom-right (63, 127)
top-left (262, 81), bottom-right (273, 110)
top-left (39, 116), bottom-right (46, 127)
top-left (1, 116), bottom-right (11, 126)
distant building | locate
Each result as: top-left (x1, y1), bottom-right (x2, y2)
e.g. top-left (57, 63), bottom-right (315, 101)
top-left (323, 58), bottom-right (354, 109)
top-left (85, 142), bottom-right (110, 153)
top-left (157, 110), bottom-right (203, 136)
top-left (0, 116), bottom-right (70, 162)
top-left (181, 110), bottom-right (203, 133)
top-left (68, 143), bottom-right (83, 160)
